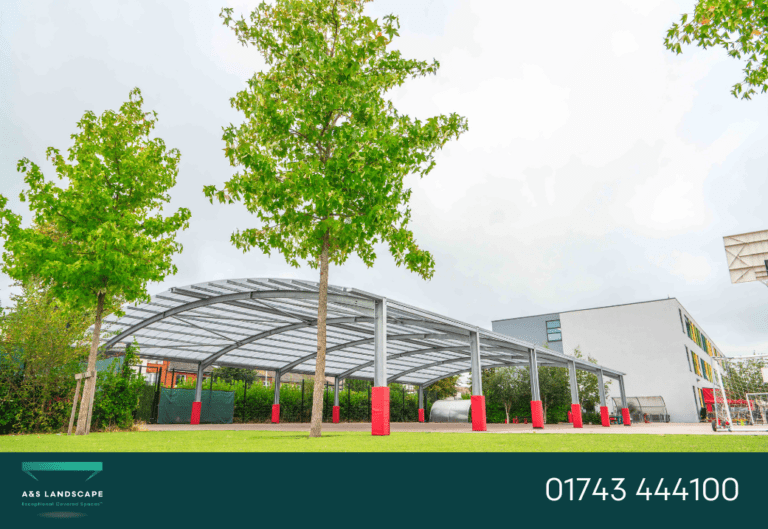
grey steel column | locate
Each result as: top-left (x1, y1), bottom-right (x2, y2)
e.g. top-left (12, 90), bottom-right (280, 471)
top-left (194, 362), bottom-right (204, 402)
top-left (373, 299), bottom-right (387, 387)
top-left (597, 370), bottom-right (607, 407)
top-left (528, 348), bottom-right (541, 401)
top-left (568, 361), bottom-right (579, 404)
top-left (334, 377), bottom-right (340, 407)
top-left (273, 370), bottom-right (281, 405)
top-left (618, 375), bottom-right (627, 408)
top-left (418, 385), bottom-right (424, 409)
top-left (470, 330), bottom-right (482, 395)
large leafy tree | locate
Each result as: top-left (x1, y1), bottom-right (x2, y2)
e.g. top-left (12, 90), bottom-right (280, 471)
top-left (665, 0), bottom-right (768, 99)
top-left (484, 367), bottom-right (528, 424)
top-left (207, 0), bottom-right (467, 437)
top-left (0, 88), bottom-right (191, 435)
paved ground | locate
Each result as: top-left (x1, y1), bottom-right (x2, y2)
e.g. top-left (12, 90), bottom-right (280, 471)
top-left (146, 421), bottom-right (768, 435)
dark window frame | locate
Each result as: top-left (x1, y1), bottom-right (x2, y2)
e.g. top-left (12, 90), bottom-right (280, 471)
top-left (546, 319), bottom-right (562, 342)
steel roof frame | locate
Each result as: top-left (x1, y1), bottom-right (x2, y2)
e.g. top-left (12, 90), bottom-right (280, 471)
top-left (102, 278), bottom-right (625, 386)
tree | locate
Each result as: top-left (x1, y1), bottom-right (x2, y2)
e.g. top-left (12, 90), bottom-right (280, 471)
top-left (538, 365), bottom-right (570, 424)
top-left (0, 280), bottom-right (92, 433)
top-left (573, 347), bottom-right (610, 412)
top-left (484, 367), bottom-right (527, 424)
top-left (665, 0), bottom-right (768, 99)
top-left (212, 366), bottom-right (259, 385)
top-left (207, 0), bottom-right (467, 437)
top-left (425, 375), bottom-right (459, 402)
top-left (0, 88), bottom-right (191, 435)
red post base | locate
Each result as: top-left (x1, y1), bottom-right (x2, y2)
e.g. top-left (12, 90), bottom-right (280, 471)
top-left (621, 407), bottom-right (631, 426)
top-left (332, 405), bottom-right (340, 424)
top-left (600, 406), bottom-right (610, 427)
top-left (271, 403), bottom-right (280, 424)
top-left (567, 410), bottom-right (573, 423)
top-left (531, 400), bottom-right (544, 429)
top-left (471, 395), bottom-right (487, 431)
top-left (571, 403), bottom-right (583, 428)
top-left (371, 386), bottom-right (390, 436)
top-left (418, 408), bottom-right (424, 423)
top-left (190, 401), bottom-right (201, 425)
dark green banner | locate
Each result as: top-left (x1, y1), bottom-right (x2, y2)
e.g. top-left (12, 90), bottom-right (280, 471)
top-left (1, 453), bottom-right (765, 526)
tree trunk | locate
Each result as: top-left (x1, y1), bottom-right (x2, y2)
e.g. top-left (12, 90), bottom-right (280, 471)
top-left (309, 234), bottom-right (330, 438)
top-left (504, 405), bottom-right (509, 425)
top-left (75, 292), bottom-right (105, 436)
top-left (542, 402), bottom-right (548, 425)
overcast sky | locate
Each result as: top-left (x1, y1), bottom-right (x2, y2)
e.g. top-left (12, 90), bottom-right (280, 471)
top-left (1, 0), bottom-right (767, 359)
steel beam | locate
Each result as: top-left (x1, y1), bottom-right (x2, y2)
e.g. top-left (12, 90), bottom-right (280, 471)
top-left (569, 360), bottom-right (579, 405)
top-left (618, 374), bottom-right (627, 408)
top-left (597, 369), bottom-right (607, 407)
top-left (273, 370), bottom-right (281, 405)
top-left (194, 362), bottom-right (204, 402)
top-left (418, 385), bottom-right (424, 409)
top-left (373, 299), bottom-right (387, 387)
top-left (529, 348), bottom-right (541, 401)
top-left (470, 330), bottom-right (482, 395)
top-left (334, 377), bottom-right (340, 407)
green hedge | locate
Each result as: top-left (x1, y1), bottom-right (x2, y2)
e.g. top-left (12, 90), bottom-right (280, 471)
top-left (177, 379), bottom-right (433, 423)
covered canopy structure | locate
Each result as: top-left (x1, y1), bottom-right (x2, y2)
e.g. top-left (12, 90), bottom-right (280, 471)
top-left (102, 278), bottom-right (630, 434)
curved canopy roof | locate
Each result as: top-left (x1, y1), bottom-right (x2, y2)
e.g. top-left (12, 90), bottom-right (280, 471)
top-left (103, 278), bottom-right (624, 387)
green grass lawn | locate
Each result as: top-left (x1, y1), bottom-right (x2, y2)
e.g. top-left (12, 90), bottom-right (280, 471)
top-left (1, 430), bottom-right (766, 452)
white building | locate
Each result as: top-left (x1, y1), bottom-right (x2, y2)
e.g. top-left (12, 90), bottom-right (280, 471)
top-left (492, 298), bottom-right (723, 423)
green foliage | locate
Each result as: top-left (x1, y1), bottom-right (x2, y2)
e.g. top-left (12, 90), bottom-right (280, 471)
top-left (484, 367), bottom-right (527, 422)
top-left (92, 346), bottom-right (145, 429)
top-left (175, 377), bottom-right (428, 422)
top-left (206, 0), bottom-right (467, 277)
top-left (0, 88), bottom-right (191, 312)
top-left (573, 347), bottom-right (611, 410)
top-left (425, 375), bottom-right (459, 402)
top-left (211, 367), bottom-right (259, 385)
top-left (665, 0), bottom-right (768, 99)
top-left (0, 281), bottom-right (91, 433)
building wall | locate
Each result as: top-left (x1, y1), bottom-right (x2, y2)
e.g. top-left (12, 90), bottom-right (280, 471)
top-left (492, 299), bottom-right (722, 423)
top-left (492, 312), bottom-right (564, 353)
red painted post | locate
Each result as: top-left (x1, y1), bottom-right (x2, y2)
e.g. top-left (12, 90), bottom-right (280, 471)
top-left (600, 406), bottom-right (610, 427)
top-left (571, 403), bottom-right (583, 428)
top-left (621, 407), bottom-right (631, 426)
top-left (271, 403), bottom-right (280, 424)
top-left (190, 401), bottom-right (201, 425)
top-left (471, 395), bottom-right (487, 431)
top-left (567, 410), bottom-right (573, 423)
top-left (530, 400), bottom-right (544, 429)
top-left (371, 386), bottom-right (390, 436)
top-left (332, 405), bottom-right (340, 424)
top-left (418, 408), bottom-right (424, 423)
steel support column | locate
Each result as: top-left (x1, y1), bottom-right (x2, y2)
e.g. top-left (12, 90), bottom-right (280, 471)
top-left (598, 369), bottom-right (609, 427)
top-left (332, 377), bottom-right (341, 423)
top-left (191, 363), bottom-right (204, 425)
top-left (619, 374), bottom-right (631, 426)
top-left (529, 348), bottom-right (544, 428)
top-left (470, 330), bottom-right (486, 431)
top-left (372, 299), bottom-right (390, 436)
top-left (418, 385), bottom-right (425, 423)
top-left (272, 370), bottom-right (281, 423)
top-left (568, 360), bottom-right (583, 428)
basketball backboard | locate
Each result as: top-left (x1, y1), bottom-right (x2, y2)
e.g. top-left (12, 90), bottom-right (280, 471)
top-left (723, 229), bottom-right (768, 287)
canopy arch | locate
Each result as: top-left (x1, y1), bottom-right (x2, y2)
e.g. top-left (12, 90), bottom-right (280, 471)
top-left (103, 278), bottom-right (625, 387)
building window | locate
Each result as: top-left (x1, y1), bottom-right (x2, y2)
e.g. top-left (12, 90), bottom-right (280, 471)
top-left (145, 372), bottom-right (158, 386)
top-left (546, 320), bottom-right (562, 342)
top-left (685, 346), bottom-right (692, 372)
top-left (175, 374), bottom-right (186, 387)
top-left (692, 386), bottom-right (700, 413)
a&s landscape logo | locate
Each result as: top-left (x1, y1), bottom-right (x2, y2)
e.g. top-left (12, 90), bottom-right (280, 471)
top-left (20, 462), bottom-right (104, 520)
